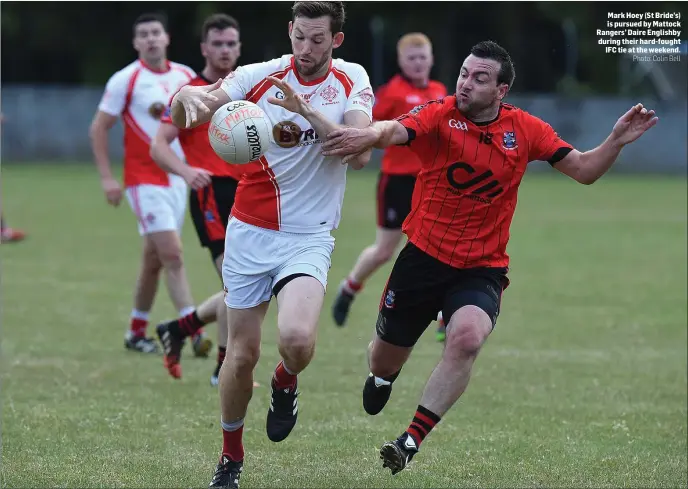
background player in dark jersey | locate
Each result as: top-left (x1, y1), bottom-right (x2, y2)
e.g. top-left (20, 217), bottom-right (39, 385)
top-left (331, 33), bottom-right (447, 342)
top-left (150, 13), bottom-right (246, 386)
top-left (322, 40), bottom-right (658, 475)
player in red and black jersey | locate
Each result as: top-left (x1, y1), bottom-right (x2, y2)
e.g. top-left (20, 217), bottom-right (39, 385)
top-left (150, 14), bottom-right (248, 386)
top-left (331, 33), bottom-right (446, 335)
top-left (322, 40), bottom-right (658, 474)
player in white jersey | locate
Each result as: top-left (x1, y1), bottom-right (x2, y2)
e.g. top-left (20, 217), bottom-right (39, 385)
top-left (162, 3), bottom-right (374, 487)
top-left (89, 13), bottom-right (211, 357)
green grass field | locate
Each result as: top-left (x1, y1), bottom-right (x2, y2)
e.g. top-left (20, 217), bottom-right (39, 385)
top-left (2, 164), bottom-right (687, 488)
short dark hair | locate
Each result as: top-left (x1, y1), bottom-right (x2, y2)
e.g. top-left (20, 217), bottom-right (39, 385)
top-left (201, 13), bottom-right (240, 41)
top-left (470, 41), bottom-right (516, 89)
top-left (133, 13), bottom-right (168, 36)
top-left (291, 2), bottom-right (346, 33)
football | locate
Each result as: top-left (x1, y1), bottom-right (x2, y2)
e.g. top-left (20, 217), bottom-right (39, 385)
top-left (208, 100), bottom-right (272, 164)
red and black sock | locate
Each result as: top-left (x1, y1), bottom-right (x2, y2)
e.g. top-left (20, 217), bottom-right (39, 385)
top-left (406, 405), bottom-right (441, 448)
top-left (217, 346), bottom-right (226, 369)
top-left (168, 311), bottom-right (206, 339)
top-left (272, 360), bottom-right (297, 390)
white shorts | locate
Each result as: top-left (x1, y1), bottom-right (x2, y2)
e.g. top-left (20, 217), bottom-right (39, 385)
top-left (222, 217), bottom-right (335, 309)
top-left (125, 177), bottom-right (188, 236)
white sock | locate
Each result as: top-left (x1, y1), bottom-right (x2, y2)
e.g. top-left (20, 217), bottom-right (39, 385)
top-left (131, 309), bottom-right (149, 321)
top-left (221, 418), bottom-right (244, 432)
top-left (179, 306), bottom-right (196, 318)
top-left (282, 361), bottom-right (296, 375)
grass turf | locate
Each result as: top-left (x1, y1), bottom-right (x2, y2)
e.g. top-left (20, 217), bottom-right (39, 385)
top-left (1, 164), bottom-right (686, 488)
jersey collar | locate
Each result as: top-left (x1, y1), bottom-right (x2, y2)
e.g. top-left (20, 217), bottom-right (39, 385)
top-left (451, 96), bottom-right (503, 127)
top-left (139, 59), bottom-right (171, 74)
top-left (290, 56), bottom-right (332, 86)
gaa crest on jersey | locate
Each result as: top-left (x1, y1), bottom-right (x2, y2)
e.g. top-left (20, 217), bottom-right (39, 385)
top-left (502, 131), bottom-right (518, 150)
top-left (148, 102), bottom-right (166, 119)
top-left (320, 85), bottom-right (339, 104)
top-left (384, 290), bottom-right (396, 309)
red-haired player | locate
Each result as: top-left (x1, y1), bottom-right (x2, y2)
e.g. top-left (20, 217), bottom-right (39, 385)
top-left (331, 32), bottom-right (448, 342)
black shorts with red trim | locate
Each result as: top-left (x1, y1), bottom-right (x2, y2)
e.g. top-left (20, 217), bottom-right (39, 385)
top-left (376, 241), bottom-right (510, 348)
top-left (189, 176), bottom-right (238, 260)
top-left (376, 172), bottom-right (417, 229)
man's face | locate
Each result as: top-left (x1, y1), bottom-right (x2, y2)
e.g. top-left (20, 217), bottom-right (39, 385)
top-left (202, 27), bottom-right (241, 73)
top-left (133, 21), bottom-right (169, 64)
top-left (398, 44), bottom-right (433, 82)
top-left (289, 16), bottom-right (343, 77)
top-left (455, 54), bottom-right (507, 114)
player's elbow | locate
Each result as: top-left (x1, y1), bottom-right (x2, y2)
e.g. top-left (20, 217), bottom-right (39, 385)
top-left (574, 167), bottom-right (599, 185)
top-left (577, 174), bottom-right (598, 185)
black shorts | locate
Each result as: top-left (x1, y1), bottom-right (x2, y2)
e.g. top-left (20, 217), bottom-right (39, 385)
top-left (376, 173), bottom-right (417, 229)
top-left (376, 242), bottom-right (509, 348)
top-left (189, 176), bottom-right (238, 260)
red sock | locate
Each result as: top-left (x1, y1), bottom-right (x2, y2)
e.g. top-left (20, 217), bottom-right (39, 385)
top-left (272, 360), bottom-right (297, 390)
top-left (177, 311), bottom-right (205, 338)
top-left (406, 405), bottom-right (441, 448)
top-left (130, 318), bottom-right (148, 338)
top-left (217, 346), bottom-right (226, 366)
top-left (221, 424), bottom-right (244, 462)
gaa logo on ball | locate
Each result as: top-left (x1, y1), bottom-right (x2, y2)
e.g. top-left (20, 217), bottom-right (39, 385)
top-left (208, 101), bottom-right (271, 165)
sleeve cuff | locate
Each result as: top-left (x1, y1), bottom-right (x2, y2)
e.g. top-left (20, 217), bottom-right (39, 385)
top-left (548, 147), bottom-right (573, 166)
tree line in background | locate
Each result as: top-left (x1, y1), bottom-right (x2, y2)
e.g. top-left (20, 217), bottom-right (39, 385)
top-left (2, 1), bottom-right (684, 94)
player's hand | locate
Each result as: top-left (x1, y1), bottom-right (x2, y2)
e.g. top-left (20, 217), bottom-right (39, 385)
top-left (322, 127), bottom-right (378, 163)
top-left (182, 167), bottom-right (213, 190)
top-left (610, 103), bottom-right (658, 146)
top-left (101, 177), bottom-right (123, 207)
top-left (175, 79), bottom-right (222, 128)
top-left (266, 77), bottom-right (308, 115)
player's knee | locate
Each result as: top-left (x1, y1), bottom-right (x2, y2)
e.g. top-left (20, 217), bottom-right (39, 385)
top-left (374, 244), bottom-right (396, 264)
top-left (142, 245), bottom-right (162, 273)
top-left (279, 328), bottom-right (316, 363)
top-left (230, 342), bottom-right (261, 373)
top-left (158, 246), bottom-right (184, 269)
top-left (445, 308), bottom-right (490, 356)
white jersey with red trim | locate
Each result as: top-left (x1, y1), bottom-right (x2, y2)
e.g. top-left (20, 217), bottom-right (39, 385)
top-left (221, 55), bottom-right (374, 234)
top-left (98, 60), bottom-right (196, 187)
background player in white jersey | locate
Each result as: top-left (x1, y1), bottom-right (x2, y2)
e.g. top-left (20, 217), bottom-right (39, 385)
top-left (151, 13), bottom-right (255, 387)
top-left (165, 2), bottom-right (374, 487)
top-left (89, 13), bottom-right (211, 356)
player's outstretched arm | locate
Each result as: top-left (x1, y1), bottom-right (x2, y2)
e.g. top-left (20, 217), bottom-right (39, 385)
top-left (267, 76), bottom-right (374, 169)
top-left (170, 79), bottom-right (228, 129)
top-left (322, 120), bottom-right (409, 162)
top-left (150, 124), bottom-right (212, 190)
top-left (553, 103), bottom-right (658, 185)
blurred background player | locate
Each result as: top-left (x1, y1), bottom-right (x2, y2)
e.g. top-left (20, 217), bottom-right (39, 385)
top-left (89, 13), bottom-right (211, 356)
top-left (330, 32), bottom-right (447, 340)
top-left (0, 114), bottom-right (27, 244)
top-left (166, 2), bottom-right (375, 487)
top-left (151, 13), bottom-right (249, 386)
top-left (0, 215), bottom-right (26, 244)
top-left (322, 40), bottom-right (658, 476)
